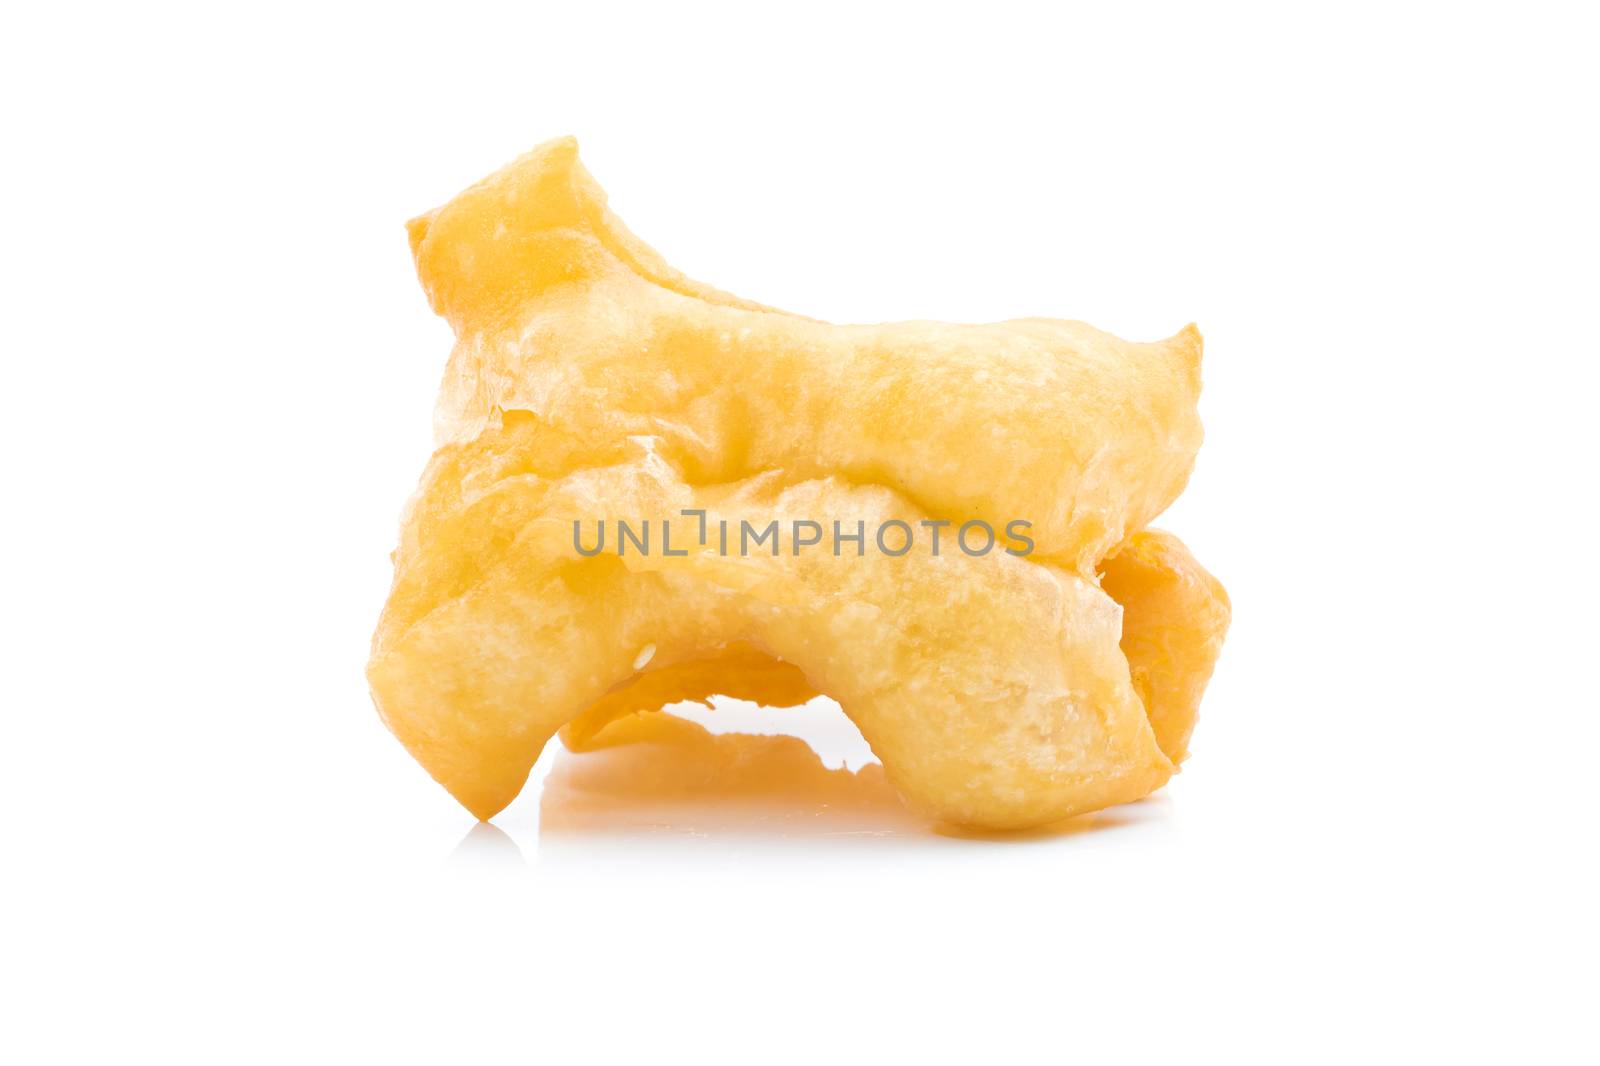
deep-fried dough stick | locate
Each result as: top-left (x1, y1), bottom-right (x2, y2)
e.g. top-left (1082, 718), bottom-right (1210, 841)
top-left (406, 137), bottom-right (1203, 574)
top-left (369, 138), bottom-right (1228, 828)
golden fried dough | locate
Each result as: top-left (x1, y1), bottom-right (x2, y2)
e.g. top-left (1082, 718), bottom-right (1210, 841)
top-left (559, 642), bottom-right (816, 752)
top-left (569, 529), bottom-right (1231, 769)
top-left (368, 136), bottom-right (1228, 829)
top-left (1101, 531), bottom-right (1231, 764)
top-left (406, 137), bottom-right (1203, 573)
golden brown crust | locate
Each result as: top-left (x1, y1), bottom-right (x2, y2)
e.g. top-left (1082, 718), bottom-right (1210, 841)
top-left (1101, 530), bottom-right (1231, 764)
top-left (369, 138), bottom-right (1227, 829)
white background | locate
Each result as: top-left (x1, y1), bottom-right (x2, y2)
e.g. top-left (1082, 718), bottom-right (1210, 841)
top-left (4, 3), bottom-right (1596, 1062)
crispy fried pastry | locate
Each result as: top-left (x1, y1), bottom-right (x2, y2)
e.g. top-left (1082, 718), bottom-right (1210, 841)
top-left (369, 137), bottom-right (1228, 829)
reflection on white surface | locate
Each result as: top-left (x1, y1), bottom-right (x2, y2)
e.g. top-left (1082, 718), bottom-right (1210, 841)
top-left (449, 821), bottom-right (525, 868)
top-left (448, 697), bottom-right (1177, 869)
top-left (540, 711), bottom-right (926, 838)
